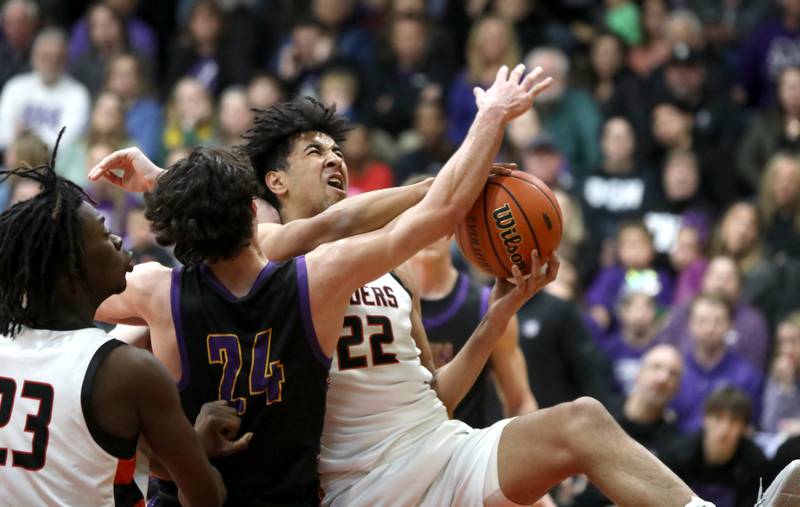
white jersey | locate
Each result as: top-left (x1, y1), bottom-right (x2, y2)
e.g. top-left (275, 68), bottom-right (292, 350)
top-left (0, 327), bottom-right (149, 507)
top-left (320, 273), bottom-right (449, 475)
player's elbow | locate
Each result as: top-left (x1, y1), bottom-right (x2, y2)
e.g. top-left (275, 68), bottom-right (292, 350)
top-left (179, 470), bottom-right (226, 507)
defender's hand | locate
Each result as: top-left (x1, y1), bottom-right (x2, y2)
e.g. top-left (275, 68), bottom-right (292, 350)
top-left (474, 64), bottom-right (553, 123)
top-left (88, 147), bottom-right (165, 193)
top-left (194, 400), bottom-right (253, 458)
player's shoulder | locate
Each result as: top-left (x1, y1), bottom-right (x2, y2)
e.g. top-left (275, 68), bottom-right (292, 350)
top-left (128, 261), bottom-right (172, 290)
top-left (98, 341), bottom-right (172, 394)
top-left (392, 263), bottom-right (418, 299)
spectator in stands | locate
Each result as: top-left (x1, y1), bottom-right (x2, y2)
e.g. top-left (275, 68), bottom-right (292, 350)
top-left (519, 132), bottom-right (569, 190)
top-left (126, 205), bottom-right (174, 267)
top-left (367, 13), bottom-right (449, 136)
top-left (394, 99), bottom-right (453, 181)
top-left (68, 0), bottom-right (156, 62)
top-left (105, 53), bottom-right (162, 160)
top-left (738, 67), bottom-right (800, 194)
top-left (342, 123), bottom-right (393, 194)
top-left (161, 77), bottom-right (215, 157)
top-left (0, 0), bottom-right (38, 90)
top-left (247, 73), bottom-right (285, 110)
top-left (0, 28), bottom-right (90, 150)
top-left (644, 149), bottom-right (713, 255)
top-left (666, 387), bottom-right (768, 507)
top-left (70, 3), bottom-right (130, 96)
top-left (0, 130), bottom-right (48, 209)
top-left (216, 86), bottom-right (252, 148)
top-left (586, 220), bottom-right (672, 331)
top-left (738, 0), bottom-right (800, 108)
top-left (166, 0), bottom-right (249, 95)
top-left (525, 46), bottom-right (602, 179)
top-left (761, 312), bottom-right (800, 436)
top-left (628, 0), bottom-right (670, 78)
top-left (271, 17), bottom-right (333, 96)
top-left (311, 0), bottom-right (374, 69)
top-left (597, 290), bottom-right (662, 394)
top-left (516, 283), bottom-right (614, 408)
top-left (573, 345), bottom-right (685, 506)
top-left (588, 31), bottom-right (648, 137)
top-left (56, 91), bottom-right (132, 187)
top-left (659, 255), bottom-right (769, 372)
top-left (758, 152), bottom-right (800, 260)
top-left (671, 294), bottom-right (763, 433)
top-left (649, 42), bottom-right (741, 207)
top-left (552, 188), bottom-right (596, 289)
top-left (318, 65), bottom-right (361, 121)
top-left (581, 116), bottom-right (657, 242)
top-left (447, 15), bottom-right (519, 145)
top-left (670, 224), bottom-right (709, 305)
top-left (603, 0), bottom-right (641, 46)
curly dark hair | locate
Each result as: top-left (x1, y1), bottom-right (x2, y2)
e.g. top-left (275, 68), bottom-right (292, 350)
top-left (144, 147), bottom-right (260, 265)
top-left (241, 96), bottom-right (351, 210)
top-left (0, 128), bottom-right (92, 337)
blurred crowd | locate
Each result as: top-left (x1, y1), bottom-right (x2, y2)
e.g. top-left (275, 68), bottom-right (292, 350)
top-left (1, 0), bottom-right (799, 505)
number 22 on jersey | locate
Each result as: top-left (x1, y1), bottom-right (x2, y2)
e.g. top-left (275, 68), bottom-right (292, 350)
top-left (207, 329), bottom-right (285, 415)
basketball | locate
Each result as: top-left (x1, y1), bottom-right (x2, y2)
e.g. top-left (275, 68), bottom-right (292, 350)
top-left (455, 171), bottom-right (562, 278)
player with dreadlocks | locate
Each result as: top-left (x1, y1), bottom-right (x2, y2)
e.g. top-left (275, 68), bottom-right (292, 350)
top-left (0, 130), bottom-right (225, 507)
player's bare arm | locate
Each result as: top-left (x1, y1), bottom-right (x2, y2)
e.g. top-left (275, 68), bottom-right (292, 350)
top-left (489, 315), bottom-right (539, 416)
top-left (257, 177), bottom-right (433, 260)
top-left (306, 64), bottom-right (553, 353)
top-left (92, 344), bottom-right (226, 507)
top-left (95, 261), bottom-right (171, 327)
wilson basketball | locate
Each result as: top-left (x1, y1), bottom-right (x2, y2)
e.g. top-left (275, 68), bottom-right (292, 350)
top-left (455, 171), bottom-right (562, 278)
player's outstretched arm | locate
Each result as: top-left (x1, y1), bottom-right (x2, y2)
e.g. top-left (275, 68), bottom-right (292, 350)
top-left (257, 177), bottom-right (433, 261)
top-left (306, 65), bottom-right (552, 352)
top-left (429, 253), bottom-right (558, 414)
top-left (93, 345), bottom-right (226, 507)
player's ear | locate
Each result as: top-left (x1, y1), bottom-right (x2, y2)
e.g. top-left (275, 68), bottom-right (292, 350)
top-left (265, 170), bottom-right (288, 198)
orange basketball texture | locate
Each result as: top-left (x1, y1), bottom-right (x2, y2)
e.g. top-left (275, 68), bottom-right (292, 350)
top-left (455, 171), bottom-right (563, 278)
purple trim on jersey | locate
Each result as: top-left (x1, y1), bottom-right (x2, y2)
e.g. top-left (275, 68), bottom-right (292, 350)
top-left (479, 285), bottom-right (491, 319)
top-left (296, 256), bottom-right (331, 367)
top-left (171, 267), bottom-right (191, 390)
top-left (422, 273), bottom-right (471, 329)
top-left (199, 262), bottom-right (276, 301)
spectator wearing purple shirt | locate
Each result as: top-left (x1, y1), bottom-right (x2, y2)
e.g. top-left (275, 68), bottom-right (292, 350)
top-left (671, 294), bottom-right (764, 433)
top-left (761, 312), bottom-right (800, 435)
top-left (586, 220), bottom-right (673, 332)
top-left (737, 0), bottom-right (800, 108)
top-left (658, 255), bottom-right (770, 371)
top-left (68, 0), bottom-right (156, 63)
top-left (596, 291), bottom-right (661, 394)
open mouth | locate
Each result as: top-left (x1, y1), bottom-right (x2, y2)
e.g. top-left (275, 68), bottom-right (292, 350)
top-left (327, 175), bottom-right (345, 191)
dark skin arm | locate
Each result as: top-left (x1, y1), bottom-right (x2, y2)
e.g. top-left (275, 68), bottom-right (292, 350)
top-left (91, 345), bottom-right (226, 507)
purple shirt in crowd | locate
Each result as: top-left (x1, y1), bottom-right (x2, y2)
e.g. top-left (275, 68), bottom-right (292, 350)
top-left (672, 350), bottom-right (764, 433)
top-left (739, 18), bottom-right (800, 107)
top-left (760, 378), bottom-right (800, 433)
top-left (594, 331), bottom-right (656, 394)
top-left (586, 265), bottom-right (673, 311)
top-left (657, 301), bottom-right (769, 371)
top-left (68, 16), bottom-right (157, 62)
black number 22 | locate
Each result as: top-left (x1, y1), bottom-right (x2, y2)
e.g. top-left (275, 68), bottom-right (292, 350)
top-left (337, 315), bottom-right (399, 370)
top-left (0, 377), bottom-right (54, 471)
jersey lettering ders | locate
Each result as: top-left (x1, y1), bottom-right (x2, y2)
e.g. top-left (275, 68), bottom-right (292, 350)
top-left (0, 328), bottom-right (148, 507)
top-left (168, 257), bottom-right (329, 506)
top-left (320, 273), bottom-right (449, 476)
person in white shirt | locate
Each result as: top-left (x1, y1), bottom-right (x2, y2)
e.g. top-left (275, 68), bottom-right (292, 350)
top-left (0, 27), bottom-right (90, 150)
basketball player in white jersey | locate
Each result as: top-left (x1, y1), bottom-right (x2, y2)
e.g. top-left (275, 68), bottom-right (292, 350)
top-left (92, 65), bottom-right (711, 506)
top-left (0, 146), bottom-right (226, 506)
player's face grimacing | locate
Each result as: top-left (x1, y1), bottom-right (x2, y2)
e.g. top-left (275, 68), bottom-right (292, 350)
top-left (78, 202), bottom-right (133, 301)
top-left (284, 131), bottom-right (348, 215)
